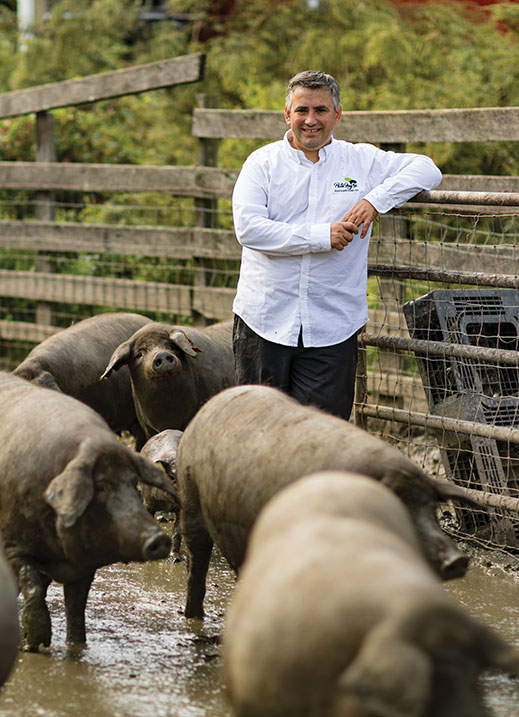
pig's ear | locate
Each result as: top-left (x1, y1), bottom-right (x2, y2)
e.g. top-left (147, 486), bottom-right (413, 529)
top-left (169, 329), bottom-right (202, 358)
top-left (380, 469), bottom-right (408, 496)
top-left (132, 451), bottom-right (180, 502)
top-left (32, 370), bottom-right (62, 391)
top-left (100, 340), bottom-right (132, 379)
top-left (44, 452), bottom-right (95, 528)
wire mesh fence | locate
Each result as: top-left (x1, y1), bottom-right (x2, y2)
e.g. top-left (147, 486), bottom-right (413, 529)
top-left (1, 192), bottom-right (519, 557)
top-left (359, 203), bottom-right (519, 558)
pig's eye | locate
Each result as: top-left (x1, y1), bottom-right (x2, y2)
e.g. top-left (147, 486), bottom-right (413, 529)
top-left (134, 351), bottom-right (143, 360)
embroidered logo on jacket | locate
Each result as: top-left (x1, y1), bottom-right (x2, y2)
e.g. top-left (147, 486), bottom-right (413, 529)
top-left (333, 177), bottom-right (359, 192)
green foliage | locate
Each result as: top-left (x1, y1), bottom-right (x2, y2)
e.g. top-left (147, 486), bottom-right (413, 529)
top-left (0, 0), bottom-right (518, 178)
top-left (0, 6), bottom-right (18, 91)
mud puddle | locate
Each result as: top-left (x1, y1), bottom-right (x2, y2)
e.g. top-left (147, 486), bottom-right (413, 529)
top-left (1, 533), bottom-right (518, 716)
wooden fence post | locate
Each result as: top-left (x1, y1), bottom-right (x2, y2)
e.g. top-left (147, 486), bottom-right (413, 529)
top-left (373, 141), bottom-right (408, 432)
top-left (192, 93), bottom-right (220, 325)
top-left (35, 110), bottom-right (56, 327)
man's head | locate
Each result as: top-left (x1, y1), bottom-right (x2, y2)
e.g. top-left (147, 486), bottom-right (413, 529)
top-left (284, 70), bottom-right (342, 163)
top-left (285, 71), bottom-right (341, 112)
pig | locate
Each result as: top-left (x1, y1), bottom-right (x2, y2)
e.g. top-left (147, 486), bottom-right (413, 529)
top-left (0, 371), bottom-right (177, 652)
top-left (0, 538), bottom-right (19, 687)
top-left (176, 384), bottom-right (479, 618)
top-left (13, 312), bottom-right (153, 449)
top-left (140, 429), bottom-right (183, 560)
top-left (100, 319), bottom-right (235, 439)
top-left (223, 471), bottom-right (519, 717)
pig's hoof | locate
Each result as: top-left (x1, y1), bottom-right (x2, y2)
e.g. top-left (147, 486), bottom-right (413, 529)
top-left (22, 621), bottom-right (51, 652)
top-left (21, 635), bottom-right (51, 653)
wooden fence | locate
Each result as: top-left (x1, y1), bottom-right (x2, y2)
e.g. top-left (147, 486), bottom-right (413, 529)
top-left (1, 53), bottom-right (519, 551)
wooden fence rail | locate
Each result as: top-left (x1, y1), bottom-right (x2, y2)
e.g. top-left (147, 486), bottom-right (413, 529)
top-left (0, 53), bottom-right (205, 117)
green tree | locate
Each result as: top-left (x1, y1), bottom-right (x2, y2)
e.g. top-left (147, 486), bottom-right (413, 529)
top-left (0, 0), bottom-right (518, 174)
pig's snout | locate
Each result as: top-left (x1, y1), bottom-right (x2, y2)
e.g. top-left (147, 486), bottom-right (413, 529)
top-left (142, 528), bottom-right (171, 560)
top-left (439, 550), bottom-right (469, 581)
top-left (152, 351), bottom-right (178, 376)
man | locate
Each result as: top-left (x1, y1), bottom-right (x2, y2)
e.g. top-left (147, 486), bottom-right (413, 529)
top-left (232, 70), bottom-right (442, 420)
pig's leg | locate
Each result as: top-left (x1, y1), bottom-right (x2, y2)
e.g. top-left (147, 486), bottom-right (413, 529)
top-left (172, 510), bottom-right (183, 562)
top-left (16, 561), bottom-right (52, 651)
top-left (131, 420), bottom-right (147, 452)
top-left (63, 572), bottom-right (94, 645)
top-left (184, 528), bottom-right (213, 619)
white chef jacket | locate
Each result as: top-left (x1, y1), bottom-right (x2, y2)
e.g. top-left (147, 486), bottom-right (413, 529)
top-left (232, 132), bottom-right (442, 347)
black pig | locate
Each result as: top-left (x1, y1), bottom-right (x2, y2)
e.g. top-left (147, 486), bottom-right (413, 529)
top-left (101, 320), bottom-right (234, 439)
top-left (0, 371), bottom-right (176, 651)
top-left (177, 385), bottom-right (479, 618)
top-left (0, 538), bottom-right (18, 686)
top-left (13, 312), bottom-right (152, 449)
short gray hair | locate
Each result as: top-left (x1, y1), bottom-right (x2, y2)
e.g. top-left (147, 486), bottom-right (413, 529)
top-left (285, 71), bottom-right (341, 111)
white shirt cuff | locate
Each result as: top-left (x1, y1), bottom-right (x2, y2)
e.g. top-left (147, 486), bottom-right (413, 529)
top-left (309, 223), bottom-right (333, 251)
top-left (363, 187), bottom-right (394, 214)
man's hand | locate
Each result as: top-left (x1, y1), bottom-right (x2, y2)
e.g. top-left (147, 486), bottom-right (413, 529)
top-left (342, 199), bottom-right (378, 239)
top-left (330, 221), bottom-right (358, 251)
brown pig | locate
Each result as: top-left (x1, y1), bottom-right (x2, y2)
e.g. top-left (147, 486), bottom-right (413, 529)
top-left (0, 371), bottom-right (176, 652)
top-left (0, 538), bottom-right (19, 687)
top-left (100, 319), bottom-right (235, 439)
top-left (13, 312), bottom-right (152, 449)
top-left (223, 472), bottom-right (518, 717)
top-left (176, 385), bottom-right (478, 618)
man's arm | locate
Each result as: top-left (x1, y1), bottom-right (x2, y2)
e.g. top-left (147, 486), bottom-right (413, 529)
top-left (360, 150), bottom-right (442, 217)
top-left (233, 154), bottom-right (356, 256)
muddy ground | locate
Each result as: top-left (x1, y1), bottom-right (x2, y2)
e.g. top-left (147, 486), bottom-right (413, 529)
top-left (0, 522), bottom-right (518, 716)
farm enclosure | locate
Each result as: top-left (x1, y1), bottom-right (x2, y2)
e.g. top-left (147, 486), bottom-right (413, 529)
top-left (1, 52), bottom-right (519, 554)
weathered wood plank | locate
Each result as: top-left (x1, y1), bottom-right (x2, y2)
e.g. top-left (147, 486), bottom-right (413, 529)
top-left (0, 218), bottom-right (514, 271)
top-left (369, 236), bottom-right (519, 276)
top-left (0, 270), bottom-right (191, 315)
top-left (0, 54), bottom-right (205, 119)
top-left (192, 107), bottom-right (519, 142)
top-left (366, 371), bottom-right (428, 413)
top-left (0, 162), bottom-right (515, 198)
top-left (414, 189), bottom-right (519, 206)
top-left (0, 221), bottom-right (240, 259)
top-left (0, 162), bottom-right (238, 197)
top-left (192, 285), bottom-right (235, 320)
top-left (439, 175), bottom-right (519, 193)
top-left (0, 319), bottom-right (58, 344)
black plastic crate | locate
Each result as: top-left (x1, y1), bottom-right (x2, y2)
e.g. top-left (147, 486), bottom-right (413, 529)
top-left (403, 289), bottom-right (519, 547)
top-left (403, 289), bottom-right (519, 412)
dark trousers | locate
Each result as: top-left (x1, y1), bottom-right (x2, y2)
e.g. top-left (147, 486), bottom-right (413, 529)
top-left (232, 315), bottom-right (358, 421)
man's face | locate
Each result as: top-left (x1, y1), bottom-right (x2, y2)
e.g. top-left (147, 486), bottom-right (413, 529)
top-left (284, 86), bottom-right (341, 162)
